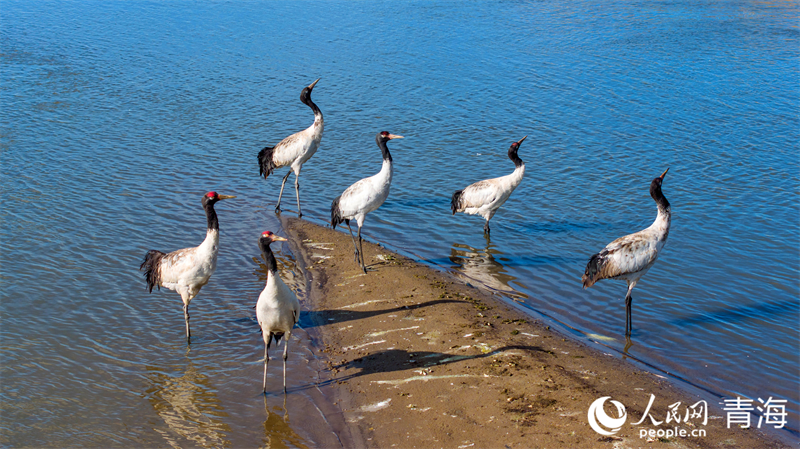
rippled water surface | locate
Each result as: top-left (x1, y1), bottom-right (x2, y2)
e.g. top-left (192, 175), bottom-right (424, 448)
top-left (2, 0), bottom-right (798, 445)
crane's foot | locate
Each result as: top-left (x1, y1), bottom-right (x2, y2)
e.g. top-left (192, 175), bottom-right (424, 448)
top-left (275, 206), bottom-right (282, 214)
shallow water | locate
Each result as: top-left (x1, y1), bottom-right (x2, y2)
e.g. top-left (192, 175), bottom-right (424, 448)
top-left (2, 0), bottom-right (798, 445)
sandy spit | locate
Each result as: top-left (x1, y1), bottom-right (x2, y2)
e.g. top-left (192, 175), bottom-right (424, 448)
top-left (282, 217), bottom-right (788, 449)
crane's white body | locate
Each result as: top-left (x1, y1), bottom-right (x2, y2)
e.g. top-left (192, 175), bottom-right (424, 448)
top-left (456, 164), bottom-right (525, 221)
top-left (256, 271), bottom-right (300, 341)
top-left (271, 115), bottom-right (324, 177)
top-left (158, 229), bottom-right (219, 303)
top-left (596, 209), bottom-right (671, 286)
top-left (256, 264), bottom-right (300, 392)
top-left (336, 158), bottom-right (393, 227)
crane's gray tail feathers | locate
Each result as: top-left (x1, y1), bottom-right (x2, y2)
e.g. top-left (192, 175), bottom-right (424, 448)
top-left (258, 146), bottom-right (277, 178)
top-left (271, 332), bottom-right (285, 345)
top-left (582, 251), bottom-right (605, 288)
top-left (331, 195), bottom-right (344, 229)
top-left (140, 250), bottom-right (165, 292)
top-left (451, 190), bottom-right (464, 215)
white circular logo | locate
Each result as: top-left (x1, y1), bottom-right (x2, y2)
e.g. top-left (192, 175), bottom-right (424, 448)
top-left (588, 396), bottom-right (627, 435)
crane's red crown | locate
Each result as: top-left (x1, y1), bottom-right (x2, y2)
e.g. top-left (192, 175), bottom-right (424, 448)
top-left (206, 191), bottom-right (217, 199)
top-left (262, 231), bottom-right (274, 237)
top-left (380, 131), bottom-right (390, 137)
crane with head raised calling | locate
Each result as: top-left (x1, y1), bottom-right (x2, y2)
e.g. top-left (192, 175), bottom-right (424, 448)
top-left (582, 168), bottom-right (672, 336)
top-left (258, 78), bottom-right (323, 217)
top-left (451, 136), bottom-right (527, 236)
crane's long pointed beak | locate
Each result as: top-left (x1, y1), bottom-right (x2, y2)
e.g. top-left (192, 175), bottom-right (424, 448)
top-left (388, 134), bottom-right (404, 140)
top-left (659, 168), bottom-right (669, 180)
top-left (218, 194), bottom-right (236, 200)
top-left (308, 78), bottom-right (321, 90)
top-left (272, 236), bottom-right (288, 242)
top-left (517, 135), bottom-right (528, 145)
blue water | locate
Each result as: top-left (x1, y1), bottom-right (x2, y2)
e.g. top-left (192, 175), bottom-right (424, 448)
top-left (2, 0), bottom-right (798, 446)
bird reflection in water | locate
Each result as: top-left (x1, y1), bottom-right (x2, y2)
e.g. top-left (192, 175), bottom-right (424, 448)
top-left (449, 238), bottom-right (527, 301)
top-left (145, 361), bottom-right (231, 448)
top-left (261, 395), bottom-right (308, 449)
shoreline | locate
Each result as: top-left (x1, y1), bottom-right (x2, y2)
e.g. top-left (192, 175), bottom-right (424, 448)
top-left (282, 217), bottom-right (790, 448)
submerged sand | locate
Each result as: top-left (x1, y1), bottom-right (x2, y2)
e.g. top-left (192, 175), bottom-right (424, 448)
top-left (282, 217), bottom-right (788, 449)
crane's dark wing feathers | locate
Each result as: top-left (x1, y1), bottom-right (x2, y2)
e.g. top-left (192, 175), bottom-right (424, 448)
top-left (451, 189), bottom-right (464, 215)
top-left (258, 146), bottom-right (277, 178)
top-left (582, 248), bottom-right (611, 288)
top-left (140, 250), bottom-right (166, 292)
top-left (331, 194), bottom-right (345, 229)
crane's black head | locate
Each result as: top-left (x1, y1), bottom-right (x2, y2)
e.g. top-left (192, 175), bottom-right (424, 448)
top-left (507, 135), bottom-right (527, 167)
top-left (376, 131), bottom-right (404, 144)
top-left (508, 135), bottom-right (527, 155)
top-left (202, 191), bottom-right (236, 206)
top-left (649, 168), bottom-right (670, 209)
top-left (260, 230), bottom-right (288, 245)
top-left (300, 78), bottom-right (321, 105)
top-left (259, 231), bottom-right (286, 273)
top-left (650, 168), bottom-right (669, 194)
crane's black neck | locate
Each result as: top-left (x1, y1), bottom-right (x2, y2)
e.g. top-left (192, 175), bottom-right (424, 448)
top-left (259, 237), bottom-right (278, 274)
top-left (377, 138), bottom-right (393, 163)
top-left (508, 147), bottom-right (523, 168)
top-left (650, 181), bottom-right (671, 213)
top-left (203, 200), bottom-right (219, 231)
top-left (301, 92), bottom-right (321, 117)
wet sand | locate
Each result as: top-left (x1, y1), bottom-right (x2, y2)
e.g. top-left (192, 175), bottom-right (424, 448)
top-left (282, 218), bottom-right (789, 449)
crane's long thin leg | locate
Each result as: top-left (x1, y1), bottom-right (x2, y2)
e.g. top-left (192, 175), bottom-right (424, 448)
top-left (183, 304), bottom-right (191, 343)
top-left (294, 172), bottom-right (302, 218)
top-left (625, 282), bottom-right (635, 336)
top-left (357, 225), bottom-right (367, 273)
top-left (263, 336), bottom-right (272, 393)
top-left (282, 334), bottom-right (290, 393)
top-left (483, 220), bottom-right (491, 236)
top-left (276, 171), bottom-right (292, 213)
top-left (346, 222), bottom-right (360, 264)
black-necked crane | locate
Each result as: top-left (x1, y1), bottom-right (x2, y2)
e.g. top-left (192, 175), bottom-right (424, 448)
top-left (331, 131), bottom-right (403, 273)
top-left (582, 168), bottom-right (671, 336)
top-left (258, 78), bottom-right (323, 217)
top-left (451, 136), bottom-right (527, 236)
top-left (140, 191), bottom-right (236, 342)
top-left (256, 231), bottom-right (300, 393)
